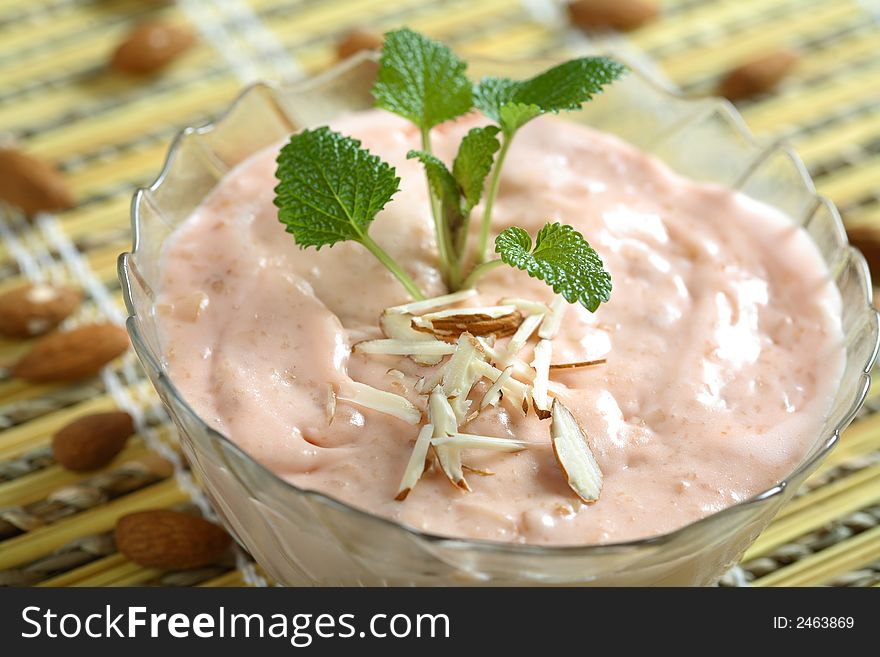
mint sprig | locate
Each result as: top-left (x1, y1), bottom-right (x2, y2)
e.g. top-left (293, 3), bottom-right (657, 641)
top-left (275, 29), bottom-right (623, 314)
top-left (495, 223), bottom-right (611, 312)
top-left (274, 127), bottom-right (423, 299)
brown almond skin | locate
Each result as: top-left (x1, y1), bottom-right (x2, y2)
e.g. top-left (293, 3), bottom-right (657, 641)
top-left (115, 510), bottom-right (232, 570)
top-left (12, 323), bottom-right (129, 383)
top-left (52, 411), bottom-right (134, 472)
top-left (0, 149), bottom-right (75, 216)
top-left (110, 22), bottom-right (196, 74)
top-left (336, 28), bottom-right (384, 61)
top-left (719, 50), bottom-right (800, 101)
top-left (0, 283), bottom-right (82, 338)
top-left (567, 0), bottom-right (659, 32)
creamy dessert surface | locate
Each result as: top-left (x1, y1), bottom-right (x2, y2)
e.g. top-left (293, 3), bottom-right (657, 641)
top-left (156, 109), bottom-right (845, 545)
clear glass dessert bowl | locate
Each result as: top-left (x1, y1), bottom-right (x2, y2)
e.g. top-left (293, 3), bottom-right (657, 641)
top-left (119, 53), bottom-right (879, 586)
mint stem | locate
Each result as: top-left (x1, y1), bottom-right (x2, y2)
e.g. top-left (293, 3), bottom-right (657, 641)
top-left (462, 258), bottom-right (503, 289)
top-left (420, 127), bottom-right (454, 286)
top-left (475, 136), bottom-right (512, 264)
top-left (360, 233), bottom-right (425, 300)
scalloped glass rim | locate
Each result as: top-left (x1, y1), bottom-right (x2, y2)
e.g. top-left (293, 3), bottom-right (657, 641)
top-left (119, 50), bottom-right (880, 558)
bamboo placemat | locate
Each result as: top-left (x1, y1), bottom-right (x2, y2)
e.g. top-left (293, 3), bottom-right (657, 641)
top-left (1, 0), bottom-right (879, 587)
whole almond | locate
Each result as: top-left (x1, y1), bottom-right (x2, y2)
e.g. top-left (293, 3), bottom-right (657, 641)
top-left (846, 225), bottom-right (880, 281)
top-left (110, 22), bottom-right (196, 74)
top-left (12, 323), bottom-right (129, 383)
top-left (52, 411), bottom-right (134, 471)
top-left (336, 28), bottom-right (384, 61)
top-left (115, 509), bottom-right (232, 569)
top-left (0, 149), bottom-right (75, 216)
top-left (0, 283), bottom-right (82, 338)
top-left (567, 0), bottom-right (659, 32)
top-left (719, 50), bottom-right (800, 101)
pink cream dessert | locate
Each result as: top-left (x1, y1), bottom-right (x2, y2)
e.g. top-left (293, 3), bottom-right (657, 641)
top-left (155, 110), bottom-right (845, 545)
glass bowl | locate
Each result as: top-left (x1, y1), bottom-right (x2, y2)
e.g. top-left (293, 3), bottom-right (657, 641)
top-left (119, 52), bottom-right (879, 586)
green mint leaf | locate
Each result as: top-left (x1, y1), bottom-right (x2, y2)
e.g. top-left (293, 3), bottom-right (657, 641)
top-left (495, 222), bottom-right (611, 312)
top-left (497, 102), bottom-right (543, 136)
top-left (474, 57), bottom-right (627, 134)
top-left (452, 125), bottom-right (501, 212)
top-left (406, 149), bottom-right (465, 238)
top-left (373, 28), bottom-right (473, 130)
top-left (274, 127), bottom-right (399, 249)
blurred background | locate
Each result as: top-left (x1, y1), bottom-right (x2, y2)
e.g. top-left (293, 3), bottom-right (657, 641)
top-left (0, 0), bottom-right (879, 587)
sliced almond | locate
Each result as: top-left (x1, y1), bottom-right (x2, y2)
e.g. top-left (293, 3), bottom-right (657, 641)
top-left (550, 399), bottom-right (603, 503)
top-left (499, 297), bottom-right (550, 316)
top-left (419, 305), bottom-right (517, 323)
top-left (476, 337), bottom-right (535, 382)
top-left (507, 312), bottom-right (544, 357)
top-left (472, 360), bottom-right (531, 415)
top-left (480, 365), bottom-right (513, 409)
top-left (433, 443), bottom-right (469, 492)
top-left (337, 381), bottom-right (421, 425)
top-left (463, 464), bottom-right (495, 476)
top-left (353, 338), bottom-right (456, 357)
top-left (549, 358), bottom-right (607, 370)
top-left (433, 433), bottom-right (528, 452)
top-left (395, 423), bottom-right (434, 501)
top-left (538, 296), bottom-right (568, 340)
top-left (441, 333), bottom-right (484, 398)
top-left (427, 386), bottom-right (468, 491)
top-left (413, 305), bottom-right (523, 339)
top-left (380, 310), bottom-right (443, 365)
top-left (386, 288), bottom-right (478, 315)
top-left (441, 333), bottom-right (487, 424)
top-left (531, 339), bottom-right (553, 419)
top-left (415, 365), bottom-right (446, 394)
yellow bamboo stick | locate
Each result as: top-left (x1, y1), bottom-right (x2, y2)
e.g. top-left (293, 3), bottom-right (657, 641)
top-left (752, 525), bottom-right (880, 587)
top-left (104, 563), bottom-right (164, 587)
top-left (797, 112), bottom-right (880, 169)
top-left (198, 570), bottom-right (246, 587)
top-left (818, 157), bottom-right (880, 209)
top-left (460, 23), bottom-right (554, 58)
top-left (782, 462), bottom-right (880, 521)
top-left (659, 2), bottom-right (859, 82)
top-left (0, 0), bottom-right (146, 59)
top-left (25, 77), bottom-right (241, 162)
top-left (0, 440), bottom-right (154, 508)
top-left (745, 464), bottom-right (880, 560)
top-left (0, 244), bottom-right (126, 307)
top-left (820, 413), bottom-right (880, 472)
top-left (0, 478), bottom-right (187, 571)
top-left (0, 8), bottom-right (189, 91)
top-left (37, 553), bottom-right (128, 587)
top-left (0, 394), bottom-right (122, 461)
top-left (634, 0), bottom-right (812, 52)
top-left (792, 30), bottom-right (880, 80)
top-left (742, 61), bottom-right (880, 133)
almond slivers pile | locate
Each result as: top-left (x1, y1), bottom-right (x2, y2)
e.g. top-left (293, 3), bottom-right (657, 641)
top-left (342, 290), bottom-right (606, 503)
